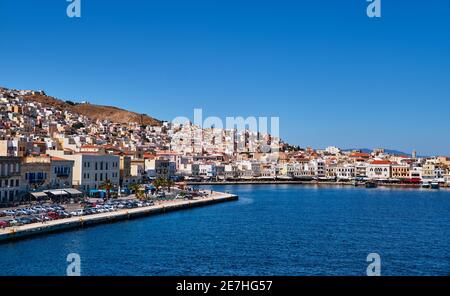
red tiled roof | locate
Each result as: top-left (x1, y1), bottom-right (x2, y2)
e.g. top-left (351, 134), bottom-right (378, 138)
top-left (371, 160), bottom-right (391, 165)
top-left (51, 156), bottom-right (70, 161)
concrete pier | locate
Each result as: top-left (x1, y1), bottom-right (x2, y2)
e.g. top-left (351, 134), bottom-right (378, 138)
top-left (0, 192), bottom-right (238, 243)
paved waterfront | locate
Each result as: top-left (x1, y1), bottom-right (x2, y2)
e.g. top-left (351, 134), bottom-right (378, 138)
top-left (0, 191), bottom-right (237, 242)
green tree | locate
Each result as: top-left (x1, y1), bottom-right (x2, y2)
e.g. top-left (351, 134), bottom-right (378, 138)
top-left (130, 183), bottom-right (145, 200)
top-left (99, 179), bottom-right (114, 201)
top-left (153, 178), bottom-right (165, 191)
top-left (165, 179), bottom-right (174, 193)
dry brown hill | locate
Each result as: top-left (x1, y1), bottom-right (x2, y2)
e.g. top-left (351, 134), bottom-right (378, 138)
top-left (23, 94), bottom-right (162, 126)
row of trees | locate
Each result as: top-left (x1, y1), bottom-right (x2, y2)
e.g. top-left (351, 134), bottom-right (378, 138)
top-left (99, 178), bottom-right (176, 201)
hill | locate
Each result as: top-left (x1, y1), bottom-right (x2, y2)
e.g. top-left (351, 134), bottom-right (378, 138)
top-left (22, 93), bottom-right (162, 126)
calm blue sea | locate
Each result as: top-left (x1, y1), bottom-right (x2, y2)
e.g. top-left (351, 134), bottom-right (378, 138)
top-left (0, 185), bottom-right (449, 276)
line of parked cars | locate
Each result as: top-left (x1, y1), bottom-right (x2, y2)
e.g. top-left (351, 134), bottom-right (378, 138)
top-left (1, 205), bottom-right (66, 217)
top-left (0, 200), bottom-right (156, 229)
top-left (70, 200), bottom-right (155, 217)
top-left (1, 205), bottom-right (71, 228)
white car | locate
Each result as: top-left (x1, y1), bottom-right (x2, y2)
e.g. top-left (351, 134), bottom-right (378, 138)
top-left (74, 210), bottom-right (85, 216)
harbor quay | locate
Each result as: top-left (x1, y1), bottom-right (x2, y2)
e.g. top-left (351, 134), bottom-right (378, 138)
top-left (187, 180), bottom-right (450, 189)
top-left (0, 191), bottom-right (238, 243)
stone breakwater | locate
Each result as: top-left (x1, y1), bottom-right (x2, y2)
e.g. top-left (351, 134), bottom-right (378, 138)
top-left (0, 192), bottom-right (238, 243)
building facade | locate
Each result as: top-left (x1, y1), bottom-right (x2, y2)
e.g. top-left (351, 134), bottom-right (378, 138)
top-left (62, 153), bottom-right (120, 191)
top-left (0, 156), bottom-right (22, 206)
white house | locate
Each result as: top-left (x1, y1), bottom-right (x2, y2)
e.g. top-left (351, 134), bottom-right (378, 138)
top-left (367, 160), bottom-right (391, 180)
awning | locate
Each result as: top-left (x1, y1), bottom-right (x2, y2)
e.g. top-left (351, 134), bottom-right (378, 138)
top-left (64, 188), bottom-right (83, 195)
top-left (30, 192), bottom-right (48, 199)
top-left (45, 190), bottom-right (69, 196)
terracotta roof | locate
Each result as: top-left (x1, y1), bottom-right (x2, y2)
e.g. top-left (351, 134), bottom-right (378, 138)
top-left (370, 160), bottom-right (391, 165)
top-left (144, 153), bottom-right (156, 159)
top-left (350, 152), bottom-right (370, 158)
top-left (51, 156), bottom-right (70, 161)
top-left (81, 145), bottom-right (100, 149)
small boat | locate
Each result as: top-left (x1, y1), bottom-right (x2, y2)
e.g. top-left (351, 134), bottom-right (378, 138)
top-left (422, 182), bottom-right (431, 189)
top-left (365, 181), bottom-right (377, 188)
top-left (431, 182), bottom-right (440, 190)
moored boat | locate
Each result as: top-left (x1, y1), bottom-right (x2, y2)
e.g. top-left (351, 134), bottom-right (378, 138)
top-left (431, 182), bottom-right (440, 189)
top-left (365, 181), bottom-right (377, 188)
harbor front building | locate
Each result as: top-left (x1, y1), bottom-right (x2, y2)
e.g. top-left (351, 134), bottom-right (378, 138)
top-left (60, 153), bottom-right (120, 192)
top-left (0, 156), bottom-right (22, 206)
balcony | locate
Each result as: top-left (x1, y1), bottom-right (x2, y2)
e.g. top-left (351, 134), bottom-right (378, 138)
top-left (56, 173), bottom-right (70, 178)
top-left (0, 172), bottom-right (21, 179)
top-left (28, 178), bottom-right (46, 184)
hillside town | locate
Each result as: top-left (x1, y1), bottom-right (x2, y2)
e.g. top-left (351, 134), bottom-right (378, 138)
top-left (1, 86), bottom-right (449, 207)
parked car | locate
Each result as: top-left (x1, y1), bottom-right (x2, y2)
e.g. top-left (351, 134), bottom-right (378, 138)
top-left (14, 209), bottom-right (27, 216)
top-left (57, 211), bottom-right (71, 218)
top-left (70, 210), bottom-right (84, 216)
top-left (8, 219), bottom-right (21, 226)
top-left (17, 217), bottom-right (33, 225)
top-left (2, 210), bottom-right (15, 216)
top-left (47, 212), bottom-right (60, 220)
top-left (0, 220), bottom-right (9, 228)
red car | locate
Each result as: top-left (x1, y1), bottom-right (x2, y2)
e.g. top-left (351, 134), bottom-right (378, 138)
top-left (0, 220), bottom-right (9, 228)
top-left (47, 212), bottom-right (60, 220)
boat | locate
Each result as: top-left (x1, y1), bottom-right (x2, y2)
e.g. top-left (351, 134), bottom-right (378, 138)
top-left (430, 182), bottom-right (440, 190)
top-left (422, 182), bottom-right (431, 189)
top-left (365, 181), bottom-right (377, 188)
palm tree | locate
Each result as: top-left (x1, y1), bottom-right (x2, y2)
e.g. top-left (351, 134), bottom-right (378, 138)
top-left (165, 179), bottom-right (174, 193)
top-left (153, 178), bottom-right (165, 191)
top-left (130, 183), bottom-right (144, 200)
top-left (99, 179), bottom-right (114, 201)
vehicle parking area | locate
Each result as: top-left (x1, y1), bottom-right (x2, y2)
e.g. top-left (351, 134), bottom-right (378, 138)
top-left (0, 199), bottom-right (157, 229)
top-left (0, 189), bottom-right (212, 229)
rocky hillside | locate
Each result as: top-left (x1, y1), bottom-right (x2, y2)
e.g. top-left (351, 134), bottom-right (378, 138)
top-left (23, 93), bottom-right (162, 126)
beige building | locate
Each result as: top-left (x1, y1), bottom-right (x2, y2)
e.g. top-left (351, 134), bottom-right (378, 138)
top-left (391, 164), bottom-right (410, 180)
top-left (119, 155), bottom-right (132, 186)
top-left (422, 162), bottom-right (436, 180)
top-left (51, 153), bottom-right (120, 192)
top-left (49, 156), bottom-right (75, 189)
top-left (21, 155), bottom-right (51, 191)
top-left (145, 158), bottom-right (176, 179)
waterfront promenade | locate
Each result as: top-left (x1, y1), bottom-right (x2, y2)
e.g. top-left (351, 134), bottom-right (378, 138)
top-left (0, 191), bottom-right (238, 243)
top-left (188, 180), bottom-right (450, 188)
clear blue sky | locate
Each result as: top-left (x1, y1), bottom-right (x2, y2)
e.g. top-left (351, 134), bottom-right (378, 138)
top-left (1, 0), bottom-right (449, 155)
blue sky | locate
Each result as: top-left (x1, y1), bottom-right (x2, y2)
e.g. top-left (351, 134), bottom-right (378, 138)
top-left (0, 0), bottom-right (449, 155)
